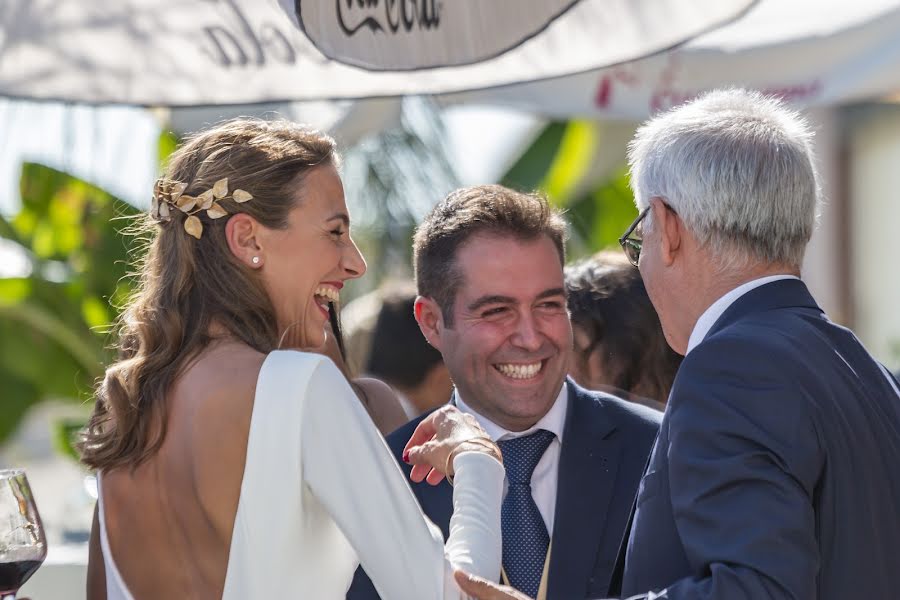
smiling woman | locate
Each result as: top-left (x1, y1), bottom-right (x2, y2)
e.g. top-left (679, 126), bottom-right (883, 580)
top-left (77, 118), bottom-right (505, 599)
top-left (81, 119), bottom-right (347, 471)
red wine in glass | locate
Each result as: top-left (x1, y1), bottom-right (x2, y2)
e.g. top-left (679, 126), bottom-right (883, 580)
top-left (0, 560), bottom-right (42, 594)
top-left (0, 469), bottom-right (47, 600)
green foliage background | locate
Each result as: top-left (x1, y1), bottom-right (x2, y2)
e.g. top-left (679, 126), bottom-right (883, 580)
top-left (502, 119), bottom-right (637, 261)
top-left (0, 162), bottom-right (141, 444)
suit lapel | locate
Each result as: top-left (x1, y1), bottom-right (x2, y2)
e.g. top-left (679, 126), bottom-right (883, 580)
top-left (608, 425), bottom-right (661, 596)
top-left (548, 382), bottom-right (620, 599)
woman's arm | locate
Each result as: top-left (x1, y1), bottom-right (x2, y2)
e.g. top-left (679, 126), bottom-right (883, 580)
top-left (300, 358), bottom-right (503, 599)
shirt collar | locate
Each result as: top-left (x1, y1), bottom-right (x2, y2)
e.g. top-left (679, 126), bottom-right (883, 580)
top-left (394, 392), bottom-right (419, 420)
top-left (686, 274), bottom-right (800, 354)
top-left (455, 382), bottom-right (568, 443)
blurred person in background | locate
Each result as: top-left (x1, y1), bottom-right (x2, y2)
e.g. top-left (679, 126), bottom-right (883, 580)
top-left (315, 304), bottom-right (408, 434)
top-left (365, 282), bottom-right (453, 419)
top-left (565, 251), bottom-right (681, 409)
top-left (336, 287), bottom-right (383, 376)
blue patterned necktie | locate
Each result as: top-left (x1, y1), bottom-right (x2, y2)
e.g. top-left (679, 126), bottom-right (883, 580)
top-left (497, 429), bottom-right (555, 598)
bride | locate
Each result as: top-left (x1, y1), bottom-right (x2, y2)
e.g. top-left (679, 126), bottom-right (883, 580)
top-left (79, 118), bottom-right (504, 599)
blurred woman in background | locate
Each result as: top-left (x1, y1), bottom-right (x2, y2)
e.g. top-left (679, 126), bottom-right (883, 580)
top-left (565, 251), bottom-right (682, 409)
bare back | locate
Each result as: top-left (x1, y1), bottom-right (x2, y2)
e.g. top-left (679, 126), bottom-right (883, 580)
top-left (95, 342), bottom-right (266, 599)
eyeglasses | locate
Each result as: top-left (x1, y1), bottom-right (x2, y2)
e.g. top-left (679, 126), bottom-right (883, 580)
top-left (618, 202), bottom-right (678, 267)
top-left (618, 206), bottom-right (650, 267)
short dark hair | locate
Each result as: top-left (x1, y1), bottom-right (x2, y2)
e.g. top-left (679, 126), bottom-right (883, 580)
top-left (565, 252), bottom-right (682, 404)
top-left (413, 185), bottom-right (567, 326)
top-left (365, 283), bottom-right (444, 389)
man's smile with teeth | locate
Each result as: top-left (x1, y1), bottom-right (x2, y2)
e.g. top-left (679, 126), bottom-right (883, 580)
top-left (495, 362), bottom-right (543, 379)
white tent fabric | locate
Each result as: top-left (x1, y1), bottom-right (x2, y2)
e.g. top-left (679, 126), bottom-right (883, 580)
top-left (281, 0), bottom-right (752, 72)
top-left (442, 0), bottom-right (900, 119)
top-left (0, 96), bottom-right (401, 219)
top-left (0, 0), bottom-right (754, 106)
top-left (166, 98), bottom-right (403, 146)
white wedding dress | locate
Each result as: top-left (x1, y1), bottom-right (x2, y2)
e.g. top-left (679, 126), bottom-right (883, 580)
top-left (97, 350), bottom-right (504, 599)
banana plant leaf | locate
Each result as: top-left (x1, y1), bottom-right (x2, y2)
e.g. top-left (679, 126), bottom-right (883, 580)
top-left (500, 120), bottom-right (638, 260)
top-left (0, 162), bottom-right (141, 444)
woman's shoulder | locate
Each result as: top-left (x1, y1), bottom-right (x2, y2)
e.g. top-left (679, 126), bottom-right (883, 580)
top-left (187, 347), bottom-right (336, 399)
top-left (174, 344), bottom-right (269, 440)
top-left (188, 344), bottom-right (268, 402)
top-left (177, 347), bottom-right (347, 452)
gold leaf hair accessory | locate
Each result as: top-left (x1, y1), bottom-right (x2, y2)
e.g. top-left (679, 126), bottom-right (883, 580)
top-left (151, 177), bottom-right (254, 239)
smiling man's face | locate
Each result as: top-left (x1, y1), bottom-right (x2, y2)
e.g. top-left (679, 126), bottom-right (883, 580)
top-left (429, 232), bottom-right (573, 431)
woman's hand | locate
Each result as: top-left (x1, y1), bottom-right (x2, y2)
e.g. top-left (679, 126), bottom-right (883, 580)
top-left (453, 570), bottom-right (533, 600)
top-left (403, 406), bottom-right (501, 485)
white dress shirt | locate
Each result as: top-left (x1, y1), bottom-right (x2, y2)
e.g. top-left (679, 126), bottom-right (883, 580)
top-left (456, 383), bottom-right (568, 535)
top-left (395, 391), bottom-right (420, 419)
top-left (686, 275), bottom-right (799, 355)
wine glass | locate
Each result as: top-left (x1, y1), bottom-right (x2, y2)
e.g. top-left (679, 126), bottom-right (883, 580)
top-left (0, 469), bottom-right (46, 600)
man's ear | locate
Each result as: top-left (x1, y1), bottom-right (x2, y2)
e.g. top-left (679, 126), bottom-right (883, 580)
top-left (652, 197), bottom-right (681, 268)
top-left (225, 213), bottom-right (264, 268)
top-left (414, 296), bottom-right (446, 352)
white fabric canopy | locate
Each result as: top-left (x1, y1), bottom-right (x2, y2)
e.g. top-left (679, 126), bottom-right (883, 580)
top-left (443, 0), bottom-right (900, 118)
top-left (0, 0), bottom-right (754, 106)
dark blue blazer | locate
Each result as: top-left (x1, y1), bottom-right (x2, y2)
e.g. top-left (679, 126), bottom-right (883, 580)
top-left (347, 378), bottom-right (661, 600)
top-left (615, 279), bottom-right (900, 600)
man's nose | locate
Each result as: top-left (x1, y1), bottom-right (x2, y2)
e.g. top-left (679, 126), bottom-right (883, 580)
top-left (510, 312), bottom-right (543, 352)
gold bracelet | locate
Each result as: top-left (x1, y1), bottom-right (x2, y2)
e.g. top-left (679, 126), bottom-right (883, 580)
top-left (443, 437), bottom-right (502, 486)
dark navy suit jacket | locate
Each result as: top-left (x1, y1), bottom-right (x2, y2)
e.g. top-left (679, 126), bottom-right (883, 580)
top-left (613, 279), bottom-right (900, 600)
top-left (347, 378), bottom-right (661, 600)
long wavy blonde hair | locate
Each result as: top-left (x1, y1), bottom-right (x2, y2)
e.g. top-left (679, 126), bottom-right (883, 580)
top-left (80, 118), bottom-right (337, 472)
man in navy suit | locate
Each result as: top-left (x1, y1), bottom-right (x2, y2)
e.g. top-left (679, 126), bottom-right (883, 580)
top-left (347, 185), bottom-right (661, 600)
top-left (455, 90), bottom-right (900, 600)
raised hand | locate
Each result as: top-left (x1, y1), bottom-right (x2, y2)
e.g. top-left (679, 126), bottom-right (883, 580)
top-left (404, 406), bottom-right (502, 485)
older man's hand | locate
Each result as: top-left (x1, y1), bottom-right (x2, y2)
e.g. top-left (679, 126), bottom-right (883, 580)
top-left (454, 570), bottom-right (534, 600)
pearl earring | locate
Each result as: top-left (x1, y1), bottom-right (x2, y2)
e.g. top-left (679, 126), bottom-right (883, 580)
top-left (252, 256), bottom-right (260, 265)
